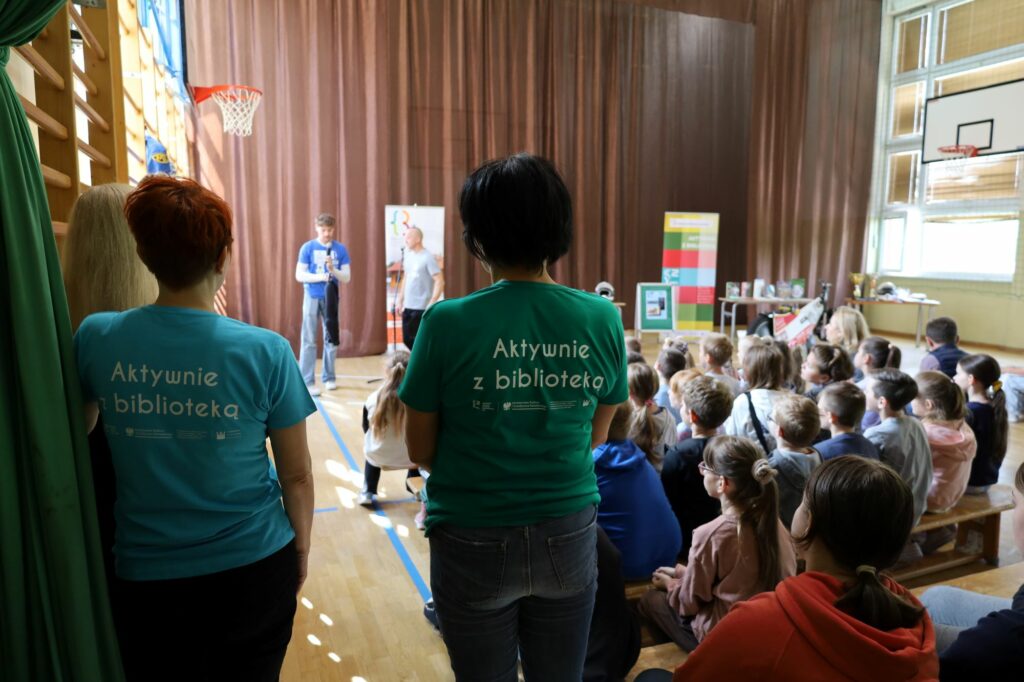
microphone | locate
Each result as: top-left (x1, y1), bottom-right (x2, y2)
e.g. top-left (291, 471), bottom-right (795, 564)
top-left (325, 246), bottom-right (332, 281)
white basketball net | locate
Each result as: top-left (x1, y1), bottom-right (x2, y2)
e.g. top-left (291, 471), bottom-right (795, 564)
top-left (937, 145), bottom-right (976, 175)
top-left (211, 87), bottom-right (262, 136)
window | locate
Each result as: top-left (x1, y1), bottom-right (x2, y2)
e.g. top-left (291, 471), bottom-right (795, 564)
top-left (872, 0), bottom-right (1024, 281)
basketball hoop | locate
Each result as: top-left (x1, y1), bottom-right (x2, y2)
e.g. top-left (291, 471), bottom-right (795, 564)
top-left (937, 144), bottom-right (978, 174)
top-left (192, 85), bottom-right (263, 137)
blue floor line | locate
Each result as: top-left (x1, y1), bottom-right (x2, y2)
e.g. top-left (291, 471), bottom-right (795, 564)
top-left (314, 397), bottom-right (432, 601)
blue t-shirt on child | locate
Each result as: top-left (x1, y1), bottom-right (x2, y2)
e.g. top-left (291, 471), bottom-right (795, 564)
top-left (75, 306), bottom-right (316, 581)
top-left (297, 239), bottom-right (350, 299)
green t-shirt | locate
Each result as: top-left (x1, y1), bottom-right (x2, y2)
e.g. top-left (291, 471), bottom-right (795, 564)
top-left (398, 280), bottom-right (628, 534)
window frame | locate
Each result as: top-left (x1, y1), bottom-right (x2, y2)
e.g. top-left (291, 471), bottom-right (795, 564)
top-left (868, 0), bottom-right (1024, 282)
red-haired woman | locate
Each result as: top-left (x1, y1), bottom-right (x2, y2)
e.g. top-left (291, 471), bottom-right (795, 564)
top-left (74, 176), bottom-right (315, 681)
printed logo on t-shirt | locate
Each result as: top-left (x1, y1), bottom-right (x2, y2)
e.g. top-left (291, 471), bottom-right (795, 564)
top-left (470, 337), bottom-right (610, 411)
top-left (101, 361), bottom-right (241, 423)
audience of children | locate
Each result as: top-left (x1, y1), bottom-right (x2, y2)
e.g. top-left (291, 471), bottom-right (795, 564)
top-left (920, 317), bottom-right (967, 378)
top-left (955, 354), bottom-right (1009, 494)
top-left (667, 368), bottom-right (705, 440)
top-left (699, 333), bottom-right (741, 397)
top-left (814, 382), bottom-right (879, 460)
top-left (766, 395), bottom-right (824, 528)
top-left (670, 456), bottom-right (938, 681)
top-left (724, 338), bottom-right (787, 455)
top-left (360, 351), bottom-right (426, 525)
top-left (855, 335), bottom-right (904, 430)
top-left (592, 404), bottom-right (682, 580)
top-left (800, 343), bottom-right (854, 402)
top-left (655, 346), bottom-right (691, 424)
top-left (824, 306), bottom-right (871, 371)
top-left (638, 436), bottom-right (796, 652)
top-left (863, 369), bottom-right (933, 529)
top-left (660, 376), bottom-right (732, 555)
top-left (628, 362), bottom-right (679, 471)
top-left (919, 461), bottom-right (1024, 680)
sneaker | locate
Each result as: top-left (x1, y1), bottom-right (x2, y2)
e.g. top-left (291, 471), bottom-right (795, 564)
top-left (325, 380), bottom-right (337, 391)
top-left (423, 599), bottom-right (440, 632)
top-left (307, 384), bottom-right (321, 397)
top-left (357, 491), bottom-right (375, 507)
top-left (414, 502), bottom-right (427, 531)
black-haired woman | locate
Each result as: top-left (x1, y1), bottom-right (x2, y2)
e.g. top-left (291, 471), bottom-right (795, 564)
top-left (399, 153), bottom-right (628, 681)
top-left (669, 456), bottom-right (938, 681)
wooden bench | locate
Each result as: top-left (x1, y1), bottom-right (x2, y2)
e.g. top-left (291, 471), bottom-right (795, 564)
top-left (892, 484), bottom-right (1013, 582)
top-left (911, 561), bottom-right (1024, 599)
top-left (625, 579), bottom-right (653, 604)
top-left (626, 642), bottom-right (688, 681)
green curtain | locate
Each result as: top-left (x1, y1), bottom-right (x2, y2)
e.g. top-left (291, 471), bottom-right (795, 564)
top-left (1, 1), bottom-right (124, 679)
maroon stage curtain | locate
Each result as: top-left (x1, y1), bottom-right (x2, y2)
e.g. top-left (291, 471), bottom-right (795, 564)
top-left (186, 0), bottom-right (880, 353)
top-left (185, 0), bottom-right (754, 355)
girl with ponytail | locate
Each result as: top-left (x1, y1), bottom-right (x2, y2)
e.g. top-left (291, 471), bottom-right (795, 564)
top-left (954, 354), bottom-right (1008, 493)
top-left (672, 456), bottom-right (938, 681)
top-left (855, 336), bottom-right (904, 429)
top-left (637, 436), bottom-right (796, 652)
top-left (360, 351), bottom-right (424, 523)
top-left (801, 343), bottom-right (855, 401)
top-left (628, 362), bottom-right (678, 471)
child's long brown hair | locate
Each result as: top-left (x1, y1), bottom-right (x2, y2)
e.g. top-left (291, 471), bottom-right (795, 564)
top-left (627, 362), bottom-right (658, 465)
top-left (704, 436), bottom-right (784, 591)
top-left (916, 371), bottom-right (966, 422)
top-left (371, 351), bottom-right (410, 438)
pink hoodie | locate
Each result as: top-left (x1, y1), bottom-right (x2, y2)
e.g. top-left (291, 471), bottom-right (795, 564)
top-left (924, 420), bottom-right (977, 513)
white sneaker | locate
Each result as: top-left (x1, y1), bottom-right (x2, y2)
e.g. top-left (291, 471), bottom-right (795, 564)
top-left (307, 384), bottom-right (321, 397)
top-left (325, 381), bottom-right (337, 391)
top-left (358, 491), bottom-right (375, 507)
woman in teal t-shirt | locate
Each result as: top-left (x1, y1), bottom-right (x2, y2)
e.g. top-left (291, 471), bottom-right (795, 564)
top-left (74, 176), bottom-right (315, 681)
top-left (399, 153), bottom-right (628, 681)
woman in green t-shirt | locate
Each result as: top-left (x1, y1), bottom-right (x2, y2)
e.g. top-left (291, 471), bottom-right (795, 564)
top-left (399, 153), bottom-right (628, 680)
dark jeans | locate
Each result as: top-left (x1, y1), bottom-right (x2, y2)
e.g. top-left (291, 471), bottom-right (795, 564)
top-left (114, 541), bottom-right (298, 682)
top-left (402, 308), bottom-right (424, 349)
top-left (430, 505), bottom-right (599, 681)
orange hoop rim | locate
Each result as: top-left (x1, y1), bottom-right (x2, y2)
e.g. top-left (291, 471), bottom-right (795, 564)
top-left (191, 84), bottom-right (263, 104)
top-left (937, 144), bottom-right (978, 158)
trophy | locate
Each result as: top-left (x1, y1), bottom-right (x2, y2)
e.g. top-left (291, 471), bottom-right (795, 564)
top-left (849, 273), bottom-right (865, 300)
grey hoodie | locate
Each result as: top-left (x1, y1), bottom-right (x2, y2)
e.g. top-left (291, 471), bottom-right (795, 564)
top-left (767, 448), bottom-right (823, 528)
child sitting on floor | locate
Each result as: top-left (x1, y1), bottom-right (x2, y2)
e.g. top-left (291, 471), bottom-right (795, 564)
top-left (767, 394), bottom-right (824, 528)
top-left (815, 382), bottom-right (879, 461)
top-left (920, 317), bottom-right (967, 379)
top-left (628, 362), bottom-right (678, 471)
top-left (724, 338), bottom-right (788, 455)
top-left (855, 336), bottom-right (903, 430)
top-left (801, 343), bottom-right (854, 402)
top-left (637, 436), bottom-right (796, 652)
top-left (700, 333), bottom-right (741, 397)
top-left (655, 346), bottom-right (691, 425)
top-left (668, 368), bottom-right (704, 440)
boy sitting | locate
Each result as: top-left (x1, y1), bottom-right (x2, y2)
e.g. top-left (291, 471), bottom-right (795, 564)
top-left (661, 375), bottom-right (732, 555)
top-left (655, 347), bottom-right (690, 425)
top-left (864, 369), bottom-right (933, 527)
top-left (920, 316), bottom-right (968, 379)
top-left (767, 395), bottom-right (823, 528)
top-left (700, 333), bottom-right (741, 397)
top-left (815, 382), bottom-right (879, 461)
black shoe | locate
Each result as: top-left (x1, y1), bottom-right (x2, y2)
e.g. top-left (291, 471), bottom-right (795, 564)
top-left (423, 598), bottom-right (440, 632)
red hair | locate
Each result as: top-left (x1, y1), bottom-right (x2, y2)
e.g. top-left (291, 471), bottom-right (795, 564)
top-left (125, 175), bottom-right (233, 290)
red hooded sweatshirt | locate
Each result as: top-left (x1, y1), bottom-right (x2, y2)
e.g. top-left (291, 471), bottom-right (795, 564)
top-left (674, 572), bottom-right (938, 681)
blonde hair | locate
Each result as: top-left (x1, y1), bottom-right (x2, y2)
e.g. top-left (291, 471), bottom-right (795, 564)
top-left (830, 307), bottom-right (870, 354)
top-left (701, 333), bottom-right (734, 368)
top-left (772, 394), bottom-right (821, 448)
top-left (371, 351), bottom-right (409, 438)
top-left (62, 184), bottom-right (159, 331)
top-left (669, 368), bottom-right (704, 398)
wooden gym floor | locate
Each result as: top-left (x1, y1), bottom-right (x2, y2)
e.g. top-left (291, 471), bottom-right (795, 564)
top-left (279, 333), bottom-right (1024, 681)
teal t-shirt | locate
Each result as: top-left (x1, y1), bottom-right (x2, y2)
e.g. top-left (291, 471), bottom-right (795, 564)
top-left (398, 280), bottom-right (628, 534)
top-left (75, 306), bottom-right (316, 580)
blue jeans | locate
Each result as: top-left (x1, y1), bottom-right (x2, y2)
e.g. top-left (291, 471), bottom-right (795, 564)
top-left (920, 585), bottom-right (1012, 653)
top-left (430, 505), bottom-right (598, 681)
top-left (298, 292), bottom-right (336, 385)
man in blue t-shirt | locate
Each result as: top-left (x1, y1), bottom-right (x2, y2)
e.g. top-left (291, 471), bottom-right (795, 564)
top-left (295, 213), bottom-right (351, 395)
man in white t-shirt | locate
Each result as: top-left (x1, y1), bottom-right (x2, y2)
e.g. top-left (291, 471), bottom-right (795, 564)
top-left (396, 226), bottom-right (443, 349)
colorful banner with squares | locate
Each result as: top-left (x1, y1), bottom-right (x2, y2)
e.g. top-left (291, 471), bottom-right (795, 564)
top-left (661, 212), bottom-right (719, 333)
